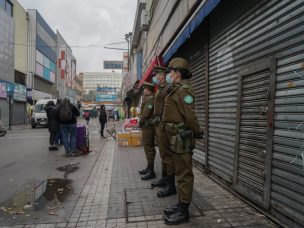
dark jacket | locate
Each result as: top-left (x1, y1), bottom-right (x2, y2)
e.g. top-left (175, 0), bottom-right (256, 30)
top-left (99, 109), bottom-right (107, 123)
top-left (44, 105), bottom-right (60, 132)
top-left (57, 103), bottom-right (80, 125)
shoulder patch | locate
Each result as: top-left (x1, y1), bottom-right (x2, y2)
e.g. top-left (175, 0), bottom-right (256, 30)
top-left (184, 95), bottom-right (194, 104)
top-left (146, 104), bottom-right (153, 109)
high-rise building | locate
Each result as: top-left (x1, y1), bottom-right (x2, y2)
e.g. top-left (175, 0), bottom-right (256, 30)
top-left (82, 72), bottom-right (122, 104)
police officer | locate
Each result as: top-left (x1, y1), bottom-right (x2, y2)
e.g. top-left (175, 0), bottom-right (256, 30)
top-left (138, 82), bottom-right (157, 180)
top-left (161, 58), bottom-right (203, 225)
top-left (150, 66), bottom-right (177, 198)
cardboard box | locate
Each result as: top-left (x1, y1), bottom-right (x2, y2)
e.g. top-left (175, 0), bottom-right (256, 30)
top-left (130, 130), bottom-right (142, 138)
top-left (131, 137), bottom-right (142, 146)
top-left (117, 132), bottom-right (131, 147)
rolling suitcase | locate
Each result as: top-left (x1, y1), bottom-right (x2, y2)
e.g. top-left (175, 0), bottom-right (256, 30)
top-left (76, 123), bottom-right (89, 154)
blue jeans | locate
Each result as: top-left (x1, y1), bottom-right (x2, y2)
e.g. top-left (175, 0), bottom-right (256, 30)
top-left (60, 124), bottom-right (77, 153)
top-left (54, 131), bottom-right (63, 145)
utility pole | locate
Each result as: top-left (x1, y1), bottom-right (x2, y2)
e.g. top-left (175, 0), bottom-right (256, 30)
top-left (125, 32), bottom-right (132, 71)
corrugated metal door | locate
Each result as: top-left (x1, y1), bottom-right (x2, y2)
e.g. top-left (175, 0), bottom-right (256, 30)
top-left (233, 58), bottom-right (276, 209)
top-left (188, 50), bottom-right (206, 167)
top-left (207, 0), bottom-right (304, 226)
top-left (12, 102), bottom-right (26, 125)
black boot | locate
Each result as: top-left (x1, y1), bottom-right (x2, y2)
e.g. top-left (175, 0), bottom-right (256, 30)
top-left (141, 165), bottom-right (156, 180)
top-left (157, 175), bottom-right (176, 198)
top-left (151, 175), bottom-right (167, 188)
top-left (138, 166), bottom-right (149, 175)
top-left (164, 203), bottom-right (190, 225)
top-left (164, 202), bottom-right (180, 216)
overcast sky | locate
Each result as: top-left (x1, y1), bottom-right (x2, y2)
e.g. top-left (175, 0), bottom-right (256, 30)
top-left (18, 0), bottom-right (137, 73)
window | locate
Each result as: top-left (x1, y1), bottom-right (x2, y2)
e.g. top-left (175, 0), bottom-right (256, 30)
top-left (0, 0), bottom-right (4, 10)
top-left (5, 0), bottom-right (13, 17)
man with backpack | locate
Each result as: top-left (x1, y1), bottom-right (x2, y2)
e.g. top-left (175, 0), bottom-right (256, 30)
top-left (57, 98), bottom-right (80, 156)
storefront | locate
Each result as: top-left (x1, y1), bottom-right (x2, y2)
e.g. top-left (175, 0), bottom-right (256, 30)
top-left (161, 0), bottom-right (304, 226)
top-left (12, 83), bottom-right (27, 125)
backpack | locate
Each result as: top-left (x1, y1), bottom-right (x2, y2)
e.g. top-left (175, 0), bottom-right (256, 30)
top-left (59, 104), bottom-right (73, 122)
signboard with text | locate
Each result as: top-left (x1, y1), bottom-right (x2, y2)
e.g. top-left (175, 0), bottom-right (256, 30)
top-left (96, 94), bottom-right (118, 102)
top-left (104, 61), bottom-right (123, 70)
top-left (0, 82), bottom-right (7, 98)
top-left (96, 86), bottom-right (117, 93)
top-left (14, 84), bottom-right (27, 102)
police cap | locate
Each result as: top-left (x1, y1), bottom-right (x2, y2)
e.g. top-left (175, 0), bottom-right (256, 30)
top-left (168, 57), bottom-right (188, 70)
top-left (152, 65), bottom-right (167, 74)
top-left (143, 82), bottom-right (155, 91)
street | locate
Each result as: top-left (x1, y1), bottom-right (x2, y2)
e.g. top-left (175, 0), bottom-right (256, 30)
top-left (0, 119), bottom-right (279, 227)
top-left (0, 118), bottom-right (105, 226)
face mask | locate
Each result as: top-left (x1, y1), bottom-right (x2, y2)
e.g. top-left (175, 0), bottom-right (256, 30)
top-left (152, 76), bottom-right (159, 85)
top-left (166, 74), bottom-right (173, 84)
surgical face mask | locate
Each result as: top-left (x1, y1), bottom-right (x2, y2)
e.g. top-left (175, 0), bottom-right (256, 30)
top-left (166, 74), bottom-right (173, 84)
top-left (152, 76), bottom-right (159, 85)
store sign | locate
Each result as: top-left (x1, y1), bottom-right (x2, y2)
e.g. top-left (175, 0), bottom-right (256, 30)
top-left (0, 82), bottom-right (7, 98)
top-left (13, 84), bottom-right (27, 102)
top-left (96, 86), bottom-right (117, 93)
top-left (96, 94), bottom-right (117, 102)
top-left (104, 61), bottom-right (123, 70)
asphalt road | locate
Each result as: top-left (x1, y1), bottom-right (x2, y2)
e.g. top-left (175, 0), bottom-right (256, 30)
top-left (0, 118), bottom-right (106, 225)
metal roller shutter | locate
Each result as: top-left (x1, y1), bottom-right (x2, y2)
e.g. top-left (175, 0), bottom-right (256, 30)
top-left (188, 50), bottom-right (206, 167)
top-left (208, 0), bottom-right (304, 226)
top-left (12, 102), bottom-right (26, 125)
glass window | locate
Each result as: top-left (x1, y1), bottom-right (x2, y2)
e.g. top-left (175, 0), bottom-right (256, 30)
top-left (5, 0), bottom-right (13, 16)
top-left (0, 0), bottom-right (4, 10)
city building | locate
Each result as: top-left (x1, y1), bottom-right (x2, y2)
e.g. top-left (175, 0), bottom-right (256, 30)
top-left (0, 0), bottom-right (14, 126)
top-left (56, 30), bottom-right (77, 104)
top-left (27, 9), bottom-right (57, 102)
top-left (129, 0), bottom-right (304, 227)
top-left (75, 73), bottom-right (83, 104)
top-left (11, 0), bottom-right (27, 124)
top-left (82, 72), bottom-right (122, 105)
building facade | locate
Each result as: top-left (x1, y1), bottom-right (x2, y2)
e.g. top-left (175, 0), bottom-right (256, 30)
top-left (129, 0), bottom-right (304, 227)
top-left (27, 9), bottom-right (57, 101)
top-left (82, 72), bottom-right (122, 105)
top-left (75, 73), bottom-right (83, 103)
top-left (56, 31), bottom-right (77, 104)
top-left (0, 0), bottom-right (14, 126)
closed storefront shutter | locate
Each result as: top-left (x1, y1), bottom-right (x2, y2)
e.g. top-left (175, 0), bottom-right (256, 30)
top-left (188, 50), bottom-right (206, 167)
top-left (208, 0), bottom-right (304, 226)
top-left (12, 102), bottom-right (26, 125)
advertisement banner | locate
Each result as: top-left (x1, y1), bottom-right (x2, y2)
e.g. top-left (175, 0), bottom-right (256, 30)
top-left (96, 94), bottom-right (117, 102)
top-left (14, 84), bottom-right (27, 102)
top-left (26, 88), bottom-right (33, 102)
top-left (0, 82), bottom-right (7, 98)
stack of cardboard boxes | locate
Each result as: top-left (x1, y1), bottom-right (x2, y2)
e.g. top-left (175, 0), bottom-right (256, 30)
top-left (117, 130), bottom-right (142, 147)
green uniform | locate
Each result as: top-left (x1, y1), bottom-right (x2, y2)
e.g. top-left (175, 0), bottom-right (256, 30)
top-left (139, 94), bottom-right (156, 166)
top-left (154, 82), bottom-right (175, 175)
top-left (162, 80), bottom-right (201, 204)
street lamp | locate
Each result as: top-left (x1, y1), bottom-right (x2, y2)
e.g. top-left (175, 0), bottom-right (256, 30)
top-left (125, 32), bottom-right (132, 71)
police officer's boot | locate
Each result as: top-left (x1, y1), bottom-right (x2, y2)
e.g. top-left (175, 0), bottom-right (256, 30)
top-left (164, 202), bottom-right (180, 216)
top-left (141, 164), bottom-right (156, 180)
top-left (138, 166), bottom-right (149, 175)
top-left (151, 173), bottom-right (167, 188)
top-left (157, 175), bottom-right (176, 198)
top-left (164, 202), bottom-right (190, 225)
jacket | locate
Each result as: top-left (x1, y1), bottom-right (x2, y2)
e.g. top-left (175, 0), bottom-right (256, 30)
top-left (57, 103), bottom-right (80, 125)
top-left (99, 109), bottom-right (107, 123)
top-left (44, 105), bottom-right (60, 132)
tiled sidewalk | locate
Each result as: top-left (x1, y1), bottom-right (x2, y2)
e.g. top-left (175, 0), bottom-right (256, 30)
top-left (2, 139), bottom-right (279, 228)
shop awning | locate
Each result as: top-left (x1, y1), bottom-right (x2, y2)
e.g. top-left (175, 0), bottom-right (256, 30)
top-left (163, 0), bottom-right (221, 63)
top-left (138, 56), bottom-right (164, 87)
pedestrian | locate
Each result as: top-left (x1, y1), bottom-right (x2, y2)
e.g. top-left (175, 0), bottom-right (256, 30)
top-left (44, 100), bottom-right (60, 151)
top-left (150, 65), bottom-right (176, 198)
top-left (84, 111), bottom-right (90, 125)
top-left (161, 58), bottom-right (203, 225)
top-left (99, 105), bottom-right (107, 138)
top-left (54, 98), bottom-right (63, 146)
top-left (138, 82), bottom-right (156, 180)
top-left (57, 98), bottom-right (80, 157)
